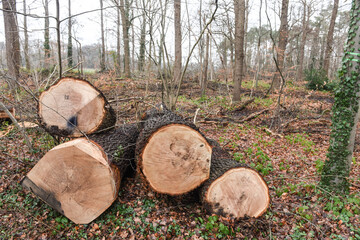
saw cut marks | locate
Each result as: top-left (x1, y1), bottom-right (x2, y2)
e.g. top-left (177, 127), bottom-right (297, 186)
top-left (38, 77), bottom-right (115, 137)
top-left (206, 168), bottom-right (270, 218)
top-left (21, 138), bottom-right (120, 224)
top-left (142, 124), bottom-right (212, 195)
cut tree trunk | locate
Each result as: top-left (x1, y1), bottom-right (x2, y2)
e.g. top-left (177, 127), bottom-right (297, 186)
top-left (21, 138), bottom-right (120, 224)
top-left (201, 144), bottom-right (270, 218)
top-left (136, 105), bottom-right (212, 195)
top-left (21, 124), bottom-right (140, 224)
top-left (38, 77), bottom-right (116, 137)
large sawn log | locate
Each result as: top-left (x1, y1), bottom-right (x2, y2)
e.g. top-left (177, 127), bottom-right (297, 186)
top-left (200, 144), bottom-right (270, 218)
top-left (21, 124), bottom-right (140, 224)
top-left (38, 77), bottom-right (116, 137)
top-left (136, 105), bottom-right (212, 195)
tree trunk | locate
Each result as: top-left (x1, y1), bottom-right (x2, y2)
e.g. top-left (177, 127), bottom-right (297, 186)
top-left (116, 0), bottom-right (121, 76)
top-left (55, 0), bottom-right (62, 78)
top-left (323, 0), bottom-right (339, 77)
top-left (2, 0), bottom-right (21, 89)
top-left (254, 0), bottom-right (263, 89)
top-left (44, 0), bottom-right (50, 69)
top-left (67, 0), bottom-right (73, 68)
top-left (233, 0), bottom-right (246, 102)
top-left (200, 144), bottom-right (270, 218)
top-left (273, 0), bottom-right (289, 90)
top-left (296, 0), bottom-right (310, 82)
top-left (201, 32), bottom-right (209, 97)
top-left (38, 77), bottom-right (116, 137)
top-left (138, 1), bottom-right (146, 72)
top-left (309, 20), bottom-right (321, 68)
top-left (172, 0), bottom-right (182, 109)
top-left (100, 0), bottom-right (106, 72)
top-left (119, 0), bottom-right (131, 78)
top-left (320, 0), bottom-right (360, 194)
top-left (21, 123), bottom-right (138, 224)
top-left (135, 106), bottom-right (212, 195)
top-left (23, 0), bottom-right (31, 71)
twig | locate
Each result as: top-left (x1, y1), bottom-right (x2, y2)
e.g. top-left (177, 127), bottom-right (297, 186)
top-left (230, 98), bottom-right (255, 113)
top-left (108, 96), bottom-right (144, 103)
top-left (0, 102), bottom-right (33, 151)
top-left (193, 108), bottom-right (200, 125)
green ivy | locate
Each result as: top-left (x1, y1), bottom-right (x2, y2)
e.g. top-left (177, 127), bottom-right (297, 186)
top-left (320, 0), bottom-right (360, 194)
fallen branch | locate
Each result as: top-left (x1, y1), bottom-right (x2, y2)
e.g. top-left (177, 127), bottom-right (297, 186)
top-left (202, 108), bottom-right (270, 124)
top-left (0, 102), bottom-right (32, 150)
top-left (230, 98), bottom-right (255, 113)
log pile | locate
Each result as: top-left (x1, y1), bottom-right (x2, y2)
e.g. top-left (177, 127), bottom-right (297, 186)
top-left (22, 77), bottom-right (270, 224)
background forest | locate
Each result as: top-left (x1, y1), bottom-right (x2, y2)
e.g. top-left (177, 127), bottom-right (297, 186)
top-left (1, 0), bottom-right (360, 239)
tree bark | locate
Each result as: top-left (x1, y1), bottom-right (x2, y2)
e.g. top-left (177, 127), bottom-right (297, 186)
top-left (2, 0), bottom-right (21, 89)
top-left (119, 0), bottom-right (131, 77)
top-left (201, 31), bottom-right (209, 96)
top-left (296, 0), bottom-right (310, 82)
top-left (100, 0), bottom-right (106, 72)
top-left (44, 0), bottom-right (50, 69)
top-left (173, 0), bottom-right (182, 108)
top-left (273, 0), bottom-right (289, 90)
top-left (233, 0), bottom-right (246, 102)
top-left (320, 0), bottom-right (360, 194)
top-left (38, 77), bottom-right (116, 137)
top-left (323, 0), bottom-right (339, 76)
top-left (55, 0), bottom-right (62, 78)
top-left (309, 20), bottom-right (321, 68)
top-left (200, 144), bottom-right (270, 218)
top-left (116, 0), bottom-right (121, 76)
top-left (67, 0), bottom-right (73, 68)
top-left (138, 0), bottom-right (147, 72)
top-left (23, 0), bottom-right (31, 71)
top-left (135, 106), bottom-right (212, 195)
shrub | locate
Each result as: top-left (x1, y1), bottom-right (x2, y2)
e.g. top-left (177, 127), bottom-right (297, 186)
top-left (304, 68), bottom-right (337, 91)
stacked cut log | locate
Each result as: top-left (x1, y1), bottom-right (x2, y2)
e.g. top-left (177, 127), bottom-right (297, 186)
top-left (200, 141), bottom-right (270, 218)
top-left (23, 77), bottom-right (139, 224)
top-left (135, 105), bottom-right (212, 195)
top-left (136, 106), bottom-right (270, 217)
top-left (38, 77), bottom-right (116, 137)
top-left (22, 77), bottom-right (270, 224)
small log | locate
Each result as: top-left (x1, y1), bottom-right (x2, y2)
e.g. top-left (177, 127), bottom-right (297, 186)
top-left (201, 144), bottom-right (270, 218)
top-left (38, 77), bottom-right (116, 137)
top-left (0, 105), bottom-right (15, 120)
top-left (136, 105), bottom-right (212, 195)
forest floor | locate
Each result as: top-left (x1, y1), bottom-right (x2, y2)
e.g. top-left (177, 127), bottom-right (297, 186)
top-left (0, 73), bottom-right (360, 239)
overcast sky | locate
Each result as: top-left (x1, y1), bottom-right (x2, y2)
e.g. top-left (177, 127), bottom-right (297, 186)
top-left (0, 0), bottom-right (352, 56)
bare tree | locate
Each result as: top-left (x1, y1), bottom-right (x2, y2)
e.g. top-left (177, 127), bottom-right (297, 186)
top-left (201, 31), bottom-right (210, 96)
top-left (233, 0), bottom-right (246, 102)
top-left (295, 0), bottom-right (311, 82)
top-left (2, 0), bottom-right (21, 89)
top-left (67, 0), bottom-right (73, 68)
top-left (173, 0), bottom-right (182, 106)
top-left (23, 0), bottom-right (30, 71)
top-left (116, 0), bottom-right (122, 75)
top-left (323, 0), bottom-right (339, 77)
top-left (119, 0), bottom-right (131, 77)
top-left (44, 0), bottom-right (50, 68)
top-left (138, 0), bottom-right (147, 72)
top-left (273, 0), bottom-right (289, 90)
top-left (55, 0), bottom-right (62, 77)
top-left (100, 0), bottom-right (106, 72)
